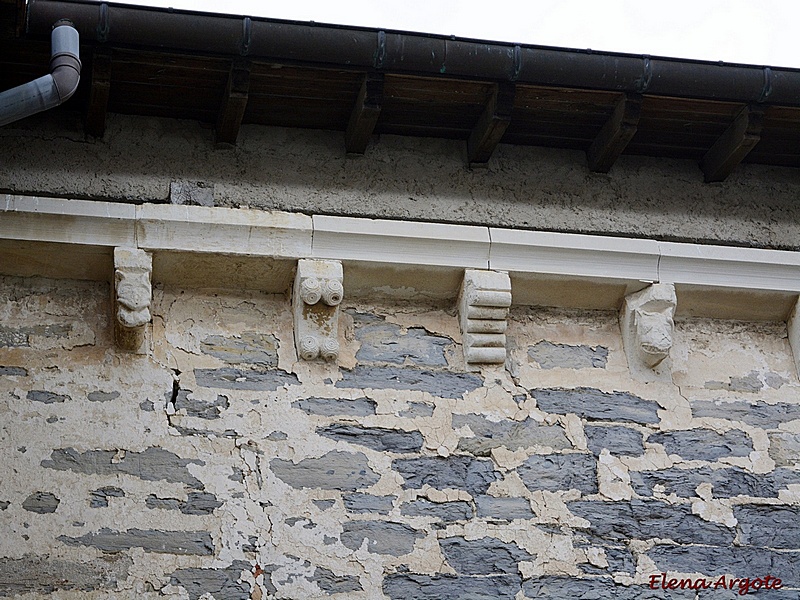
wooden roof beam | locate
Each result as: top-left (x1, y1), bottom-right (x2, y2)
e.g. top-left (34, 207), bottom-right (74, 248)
top-left (587, 93), bottom-right (642, 173)
top-left (215, 58), bottom-right (250, 145)
top-left (345, 73), bottom-right (384, 154)
top-left (467, 82), bottom-right (515, 167)
top-left (700, 105), bottom-right (763, 183)
top-left (85, 47), bottom-right (112, 138)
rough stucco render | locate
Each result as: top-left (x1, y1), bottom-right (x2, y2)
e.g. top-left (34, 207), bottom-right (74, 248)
top-left (2, 113), bottom-right (800, 249)
top-left (1, 274), bottom-right (800, 598)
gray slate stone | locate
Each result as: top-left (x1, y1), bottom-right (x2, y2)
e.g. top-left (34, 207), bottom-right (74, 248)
top-left (89, 487), bottom-right (125, 508)
top-left (691, 399), bottom-right (800, 429)
top-left (769, 432), bottom-right (800, 467)
top-left (0, 324), bottom-right (71, 347)
top-left (401, 499), bottom-right (473, 522)
top-left (170, 560), bottom-right (250, 600)
top-left (399, 402), bottom-right (435, 418)
top-left (474, 496), bottom-right (534, 520)
top-left (648, 544), bottom-right (800, 583)
top-left (383, 573), bottom-right (521, 600)
top-left (735, 505), bottom-right (800, 549)
top-left (517, 453), bottom-right (598, 494)
top-left (22, 492), bottom-right (60, 514)
top-left (201, 332), bottom-right (278, 367)
top-left (392, 456), bottom-right (499, 496)
top-left (342, 493), bottom-right (394, 514)
top-left (453, 414), bottom-right (570, 456)
top-left (705, 372), bottom-right (763, 393)
top-left (271, 451), bottom-right (379, 491)
top-left (146, 492), bottom-right (223, 515)
top-left (313, 499), bottom-right (336, 511)
top-left (173, 389), bottom-right (229, 419)
top-left (440, 536), bottom-right (532, 575)
top-left (0, 366), bottom-right (27, 376)
top-left (42, 447), bottom-right (205, 489)
top-left (336, 366), bottom-right (482, 399)
top-left (317, 424), bottom-right (423, 453)
top-left (585, 425), bottom-right (644, 457)
top-left (194, 367), bottom-right (299, 391)
top-left (293, 396), bottom-right (377, 417)
top-left (532, 387), bottom-right (660, 424)
top-left (630, 465), bottom-right (796, 499)
top-left (340, 521), bottom-right (423, 556)
top-left (27, 390), bottom-right (69, 404)
top-left (0, 501), bottom-right (8, 510)
top-left (569, 499), bottom-right (735, 546)
top-left (87, 391), bottom-right (120, 402)
top-left (0, 554), bottom-right (132, 596)
top-left (522, 577), bottom-right (694, 599)
top-left (60, 528), bottom-right (215, 555)
top-left (648, 429), bottom-right (752, 461)
top-left (528, 340), bottom-right (608, 369)
top-left (309, 566), bottom-right (363, 594)
top-left (354, 322), bottom-right (451, 366)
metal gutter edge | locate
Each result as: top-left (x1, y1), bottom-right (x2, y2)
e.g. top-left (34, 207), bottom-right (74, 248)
top-left (25, 0), bottom-right (800, 107)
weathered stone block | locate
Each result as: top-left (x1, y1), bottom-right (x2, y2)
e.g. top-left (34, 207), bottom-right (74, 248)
top-left (517, 453), bottom-right (598, 494)
top-left (354, 320), bottom-right (451, 366)
top-left (0, 554), bottom-right (132, 596)
top-left (293, 396), bottom-right (377, 416)
top-left (172, 389), bottom-right (229, 419)
top-left (735, 505), bottom-right (800, 549)
top-left (0, 366), bottom-right (27, 376)
top-left (146, 492), bottom-right (223, 515)
top-left (474, 495), bottom-right (534, 520)
top-left (42, 447), bottom-right (205, 489)
top-left (340, 521), bottom-right (423, 555)
top-left (337, 365), bottom-right (483, 399)
top-left (523, 576), bottom-right (693, 599)
top-left (22, 492), bottom-right (60, 514)
top-left (392, 456), bottom-right (499, 495)
top-left (585, 425), bottom-right (645, 457)
top-left (194, 367), bottom-right (299, 391)
top-left (769, 431), bottom-right (800, 467)
top-left (200, 332), bottom-right (278, 367)
top-left (569, 499), bottom-right (735, 546)
top-left (528, 340), bottom-right (608, 370)
top-left (401, 499), bottom-right (473, 522)
top-left (27, 390), bottom-right (69, 404)
top-left (342, 493), bottom-right (395, 514)
top-left (0, 324), bottom-right (71, 348)
top-left (309, 566), bottom-right (363, 594)
top-left (170, 561), bottom-right (251, 600)
top-left (440, 536), bottom-right (532, 575)
top-left (532, 387), bottom-right (660, 424)
top-left (89, 487), bottom-right (125, 508)
top-left (317, 424), bottom-right (424, 453)
top-left (631, 466), bottom-right (779, 499)
top-left (399, 401), bottom-right (435, 418)
top-left (454, 413), bottom-right (570, 456)
top-left (87, 390), bottom-right (120, 402)
top-left (691, 400), bottom-right (800, 429)
top-left (383, 573), bottom-right (521, 600)
top-left (271, 451), bottom-right (379, 491)
top-left (60, 528), bottom-right (215, 555)
top-left (648, 429), bottom-right (752, 461)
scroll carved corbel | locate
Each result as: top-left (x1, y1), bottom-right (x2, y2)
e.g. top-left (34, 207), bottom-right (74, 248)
top-left (293, 259), bottom-right (343, 362)
top-left (621, 283), bottom-right (677, 375)
top-left (114, 247), bottom-right (152, 354)
top-left (459, 269), bottom-right (511, 370)
top-left (788, 297), bottom-right (800, 379)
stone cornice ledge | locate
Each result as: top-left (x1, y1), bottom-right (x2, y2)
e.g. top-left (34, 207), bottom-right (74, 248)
top-left (3, 195), bottom-right (800, 298)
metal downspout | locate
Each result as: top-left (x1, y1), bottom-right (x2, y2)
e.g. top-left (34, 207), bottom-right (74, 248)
top-left (0, 20), bottom-right (81, 127)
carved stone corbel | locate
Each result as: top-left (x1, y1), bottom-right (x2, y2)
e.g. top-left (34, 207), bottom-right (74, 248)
top-left (293, 259), bottom-right (343, 362)
top-left (114, 247), bottom-right (152, 354)
top-left (459, 269), bottom-right (511, 369)
top-left (788, 297), bottom-right (800, 378)
top-left (621, 283), bottom-right (677, 375)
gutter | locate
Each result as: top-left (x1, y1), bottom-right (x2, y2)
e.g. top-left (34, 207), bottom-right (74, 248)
top-left (0, 19), bottom-right (81, 126)
top-left (26, 0), bottom-right (800, 107)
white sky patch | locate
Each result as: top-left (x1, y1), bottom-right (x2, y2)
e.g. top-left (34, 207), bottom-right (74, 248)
top-left (109, 0), bottom-right (800, 68)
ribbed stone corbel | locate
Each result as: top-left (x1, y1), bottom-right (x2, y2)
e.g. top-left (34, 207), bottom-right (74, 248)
top-left (459, 269), bottom-right (511, 369)
top-left (114, 247), bottom-right (152, 354)
top-left (621, 283), bottom-right (676, 376)
top-left (788, 297), bottom-right (800, 378)
top-left (293, 259), bottom-right (343, 362)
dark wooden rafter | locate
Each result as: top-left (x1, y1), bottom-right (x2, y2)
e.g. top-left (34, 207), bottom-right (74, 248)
top-left (587, 93), bottom-right (642, 173)
top-left (215, 58), bottom-right (250, 145)
top-left (467, 82), bottom-right (515, 166)
top-left (85, 47), bottom-right (112, 138)
top-left (345, 73), bottom-right (384, 154)
top-left (700, 104), bottom-right (764, 183)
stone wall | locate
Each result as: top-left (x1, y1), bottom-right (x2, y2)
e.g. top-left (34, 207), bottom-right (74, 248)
top-left (1, 274), bottom-right (800, 598)
top-left (2, 113), bottom-right (800, 250)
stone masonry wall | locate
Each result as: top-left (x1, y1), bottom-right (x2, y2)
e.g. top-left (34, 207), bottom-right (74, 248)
top-left (1, 274), bottom-right (800, 598)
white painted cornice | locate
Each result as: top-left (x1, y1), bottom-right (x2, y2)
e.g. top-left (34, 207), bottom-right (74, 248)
top-left (2, 194), bottom-right (800, 316)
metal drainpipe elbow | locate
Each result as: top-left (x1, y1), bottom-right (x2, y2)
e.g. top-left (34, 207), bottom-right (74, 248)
top-left (49, 20), bottom-right (82, 102)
